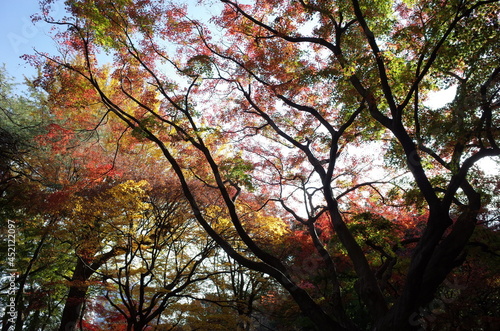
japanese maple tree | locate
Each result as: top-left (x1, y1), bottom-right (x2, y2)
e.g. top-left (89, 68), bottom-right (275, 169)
top-left (30, 0), bottom-right (499, 330)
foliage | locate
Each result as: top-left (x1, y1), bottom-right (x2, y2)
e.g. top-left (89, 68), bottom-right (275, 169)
top-left (3, 0), bottom-right (499, 330)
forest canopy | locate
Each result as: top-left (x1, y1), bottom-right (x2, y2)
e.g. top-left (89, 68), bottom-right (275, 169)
top-left (1, 0), bottom-right (499, 330)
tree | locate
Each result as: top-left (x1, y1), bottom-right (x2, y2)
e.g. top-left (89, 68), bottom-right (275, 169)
top-left (95, 182), bottom-right (217, 331)
top-left (1, 61), bottom-right (158, 331)
top-left (0, 65), bottom-right (46, 196)
top-left (0, 65), bottom-right (74, 331)
top-left (1, 57), bottom-right (240, 331)
top-left (184, 208), bottom-right (289, 331)
top-left (32, 0), bottom-right (499, 329)
top-left (56, 180), bottom-right (154, 331)
top-left (184, 260), bottom-right (273, 331)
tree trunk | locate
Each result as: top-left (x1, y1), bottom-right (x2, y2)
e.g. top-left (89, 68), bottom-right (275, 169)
top-left (58, 257), bottom-right (90, 331)
top-left (58, 247), bottom-right (124, 331)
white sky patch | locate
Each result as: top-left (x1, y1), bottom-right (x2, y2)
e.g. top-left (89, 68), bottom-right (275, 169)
top-left (477, 156), bottom-right (500, 176)
top-left (424, 85), bottom-right (457, 109)
top-left (424, 85), bottom-right (498, 176)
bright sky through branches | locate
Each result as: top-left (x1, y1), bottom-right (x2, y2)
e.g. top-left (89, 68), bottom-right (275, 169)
top-left (1, 0), bottom-right (497, 181)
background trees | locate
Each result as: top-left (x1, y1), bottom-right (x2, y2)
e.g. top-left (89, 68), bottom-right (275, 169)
top-left (1, 0), bottom-right (499, 330)
top-left (96, 181), bottom-right (217, 331)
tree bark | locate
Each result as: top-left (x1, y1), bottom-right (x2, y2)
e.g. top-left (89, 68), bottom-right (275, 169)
top-left (58, 248), bottom-right (124, 331)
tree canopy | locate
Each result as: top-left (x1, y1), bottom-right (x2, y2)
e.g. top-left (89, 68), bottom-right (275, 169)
top-left (1, 0), bottom-right (499, 330)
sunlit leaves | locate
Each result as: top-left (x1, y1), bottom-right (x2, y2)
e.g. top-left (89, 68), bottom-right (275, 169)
top-left (26, 0), bottom-right (500, 329)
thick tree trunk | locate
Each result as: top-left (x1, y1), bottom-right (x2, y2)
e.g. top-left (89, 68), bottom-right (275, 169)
top-left (375, 203), bottom-right (479, 330)
top-left (58, 257), bottom-right (90, 331)
top-left (58, 248), bottom-right (124, 331)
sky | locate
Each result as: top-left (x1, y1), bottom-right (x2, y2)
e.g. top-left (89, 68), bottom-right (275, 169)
top-left (0, 0), bottom-right (60, 83)
top-left (0, 0), bottom-right (214, 84)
